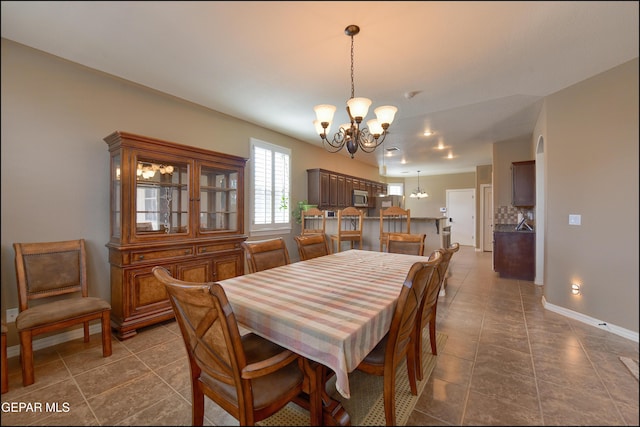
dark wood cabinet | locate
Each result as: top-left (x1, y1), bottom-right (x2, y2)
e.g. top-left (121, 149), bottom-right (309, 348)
top-left (493, 231), bottom-right (535, 281)
top-left (104, 131), bottom-right (247, 339)
top-left (307, 168), bottom-right (386, 210)
top-left (512, 160), bottom-right (535, 207)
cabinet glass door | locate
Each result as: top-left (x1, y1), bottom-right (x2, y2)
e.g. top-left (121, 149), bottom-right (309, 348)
top-left (135, 158), bottom-right (189, 235)
top-left (199, 165), bottom-right (238, 233)
top-left (111, 153), bottom-right (122, 240)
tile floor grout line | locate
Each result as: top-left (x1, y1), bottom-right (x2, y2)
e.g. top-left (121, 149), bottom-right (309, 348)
top-left (520, 280), bottom-right (546, 426)
top-left (57, 348), bottom-right (103, 426)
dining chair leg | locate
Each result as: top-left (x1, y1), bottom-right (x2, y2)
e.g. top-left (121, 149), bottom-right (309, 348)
top-left (19, 330), bottom-right (35, 386)
top-left (383, 373), bottom-right (396, 426)
top-left (192, 381), bottom-right (205, 426)
top-left (429, 319), bottom-right (438, 356)
top-left (1, 324), bottom-right (8, 394)
top-left (101, 311), bottom-right (113, 357)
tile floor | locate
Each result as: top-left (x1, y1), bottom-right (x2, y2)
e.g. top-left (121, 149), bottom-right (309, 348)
top-left (1, 246), bottom-right (638, 426)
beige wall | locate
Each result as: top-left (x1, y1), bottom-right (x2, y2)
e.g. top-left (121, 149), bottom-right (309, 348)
top-left (0, 39), bottom-right (379, 345)
top-left (541, 58), bottom-right (638, 332)
top-left (403, 172), bottom-right (476, 218)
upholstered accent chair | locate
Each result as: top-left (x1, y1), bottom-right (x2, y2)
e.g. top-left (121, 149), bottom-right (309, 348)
top-left (13, 239), bottom-right (112, 386)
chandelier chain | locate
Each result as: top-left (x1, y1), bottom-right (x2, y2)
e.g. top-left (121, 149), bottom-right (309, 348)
top-left (350, 34), bottom-right (355, 100)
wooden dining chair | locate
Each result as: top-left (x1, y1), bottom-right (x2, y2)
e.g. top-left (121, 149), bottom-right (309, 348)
top-left (330, 207), bottom-right (364, 253)
top-left (294, 234), bottom-right (330, 261)
top-left (152, 267), bottom-right (305, 426)
top-left (438, 242), bottom-right (460, 295)
top-left (414, 243), bottom-right (459, 380)
top-left (1, 323), bottom-right (7, 394)
top-left (13, 239), bottom-right (112, 386)
top-left (386, 232), bottom-right (426, 256)
top-left (300, 207), bottom-right (326, 236)
top-left (241, 237), bottom-right (291, 273)
top-left (379, 206), bottom-right (411, 252)
top-left (355, 252), bottom-right (442, 426)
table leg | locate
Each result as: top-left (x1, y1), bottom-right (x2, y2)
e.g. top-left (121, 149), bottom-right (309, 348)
top-left (297, 359), bottom-right (351, 426)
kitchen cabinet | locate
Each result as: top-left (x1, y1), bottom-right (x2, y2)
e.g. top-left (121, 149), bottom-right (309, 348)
top-left (104, 131), bottom-right (247, 339)
top-left (493, 230), bottom-right (535, 280)
top-left (307, 169), bottom-right (387, 210)
top-left (512, 160), bottom-right (535, 207)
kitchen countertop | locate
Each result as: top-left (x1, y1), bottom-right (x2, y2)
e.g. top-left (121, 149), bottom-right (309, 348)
top-left (494, 224), bottom-right (535, 233)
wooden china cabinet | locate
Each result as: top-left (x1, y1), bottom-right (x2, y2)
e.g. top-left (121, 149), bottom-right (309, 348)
top-left (104, 131), bottom-right (247, 339)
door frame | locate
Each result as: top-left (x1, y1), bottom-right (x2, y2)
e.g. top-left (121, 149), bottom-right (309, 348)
top-left (480, 184), bottom-right (493, 252)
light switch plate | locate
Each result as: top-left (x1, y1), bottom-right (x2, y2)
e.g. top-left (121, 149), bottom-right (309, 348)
top-left (569, 214), bottom-right (581, 225)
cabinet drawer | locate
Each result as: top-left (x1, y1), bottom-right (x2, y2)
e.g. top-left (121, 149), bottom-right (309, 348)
top-left (131, 246), bottom-right (194, 263)
top-left (197, 242), bottom-right (241, 255)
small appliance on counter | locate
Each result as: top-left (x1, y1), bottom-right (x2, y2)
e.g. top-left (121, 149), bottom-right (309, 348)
top-left (515, 211), bottom-right (534, 231)
top-left (516, 215), bottom-right (533, 231)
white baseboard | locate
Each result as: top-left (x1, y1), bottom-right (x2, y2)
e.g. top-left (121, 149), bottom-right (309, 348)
top-left (6, 324), bottom-right (104, 359)
top-left (542, 296), bottom-right (639, 343)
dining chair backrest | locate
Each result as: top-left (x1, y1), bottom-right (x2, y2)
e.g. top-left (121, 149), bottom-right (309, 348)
top-left (152, 266), bottom-right (305, 426)
top-left (330, 207), bottom-right (364, 253)
top-left (414, 247), bottom-right (452, 381)
top-left (439, 242), bottom-right (460, 289)
top-left (386, 232), bottom-right (426, 256)
top-left (294, 233), bottom-right (329, 261)
top-left (301, 207), bottom-right (326, 236)
top-left (241, 237), bottom-right (291, 273)
top-left (379, 206), bottom-right (411, 252)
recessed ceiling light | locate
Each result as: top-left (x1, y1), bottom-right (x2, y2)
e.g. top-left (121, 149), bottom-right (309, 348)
top-left (423, 131), bottom-right (433, 137)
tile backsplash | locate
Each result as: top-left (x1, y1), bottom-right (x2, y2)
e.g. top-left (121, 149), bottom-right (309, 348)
top-left (495, 205), bottom-right (535, 225)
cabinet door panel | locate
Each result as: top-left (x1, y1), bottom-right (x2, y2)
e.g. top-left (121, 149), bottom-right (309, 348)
top-left (213, 252), bottom-right (243, 280)
top-left (512, 161), bottom-right (535, 207)
top-left (329, 174), bottom-right (338, 206)
top-left (178, 259), bottom-right (211, 282)
top-left (129, 268), bottom-right (171, 312)
top-left (320, 172), bottom-right (330, 207)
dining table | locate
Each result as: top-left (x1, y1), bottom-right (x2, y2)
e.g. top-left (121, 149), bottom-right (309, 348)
top-left (217, 248), bottom-right (431, 426)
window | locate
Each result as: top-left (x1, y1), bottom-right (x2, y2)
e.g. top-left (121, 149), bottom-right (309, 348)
top-left (387, 182), bottom-right (404, 196)
top-left (250, 138), bottom-right (291, 233)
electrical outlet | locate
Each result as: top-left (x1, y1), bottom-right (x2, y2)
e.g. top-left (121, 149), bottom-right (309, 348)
top-left (6, 308), bottom-right (19, 323)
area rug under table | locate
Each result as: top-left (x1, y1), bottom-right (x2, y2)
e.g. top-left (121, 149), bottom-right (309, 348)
top-left (620, 356), bottom-right (639, 381)
top-left (259, 331), bottom-right (447, 426)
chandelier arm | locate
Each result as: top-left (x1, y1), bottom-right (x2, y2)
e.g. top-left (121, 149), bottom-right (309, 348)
top-left (358, 130), bottom-right (386, 153)
top-left (322, 139), bottom-right (346, 153)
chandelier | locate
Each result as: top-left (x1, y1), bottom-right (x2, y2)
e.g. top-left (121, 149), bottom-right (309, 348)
top-left (313, 25), bottom-right (398, 159)
top-left (410, 170), bottom-right (429, 199)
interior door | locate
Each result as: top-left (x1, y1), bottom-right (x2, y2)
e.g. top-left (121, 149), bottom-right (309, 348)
top-left (446, 188), bottom-right (475, 247)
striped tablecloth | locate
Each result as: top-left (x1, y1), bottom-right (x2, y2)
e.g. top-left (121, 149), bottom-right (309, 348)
top-left (218, 249), bottom-right (429, 398)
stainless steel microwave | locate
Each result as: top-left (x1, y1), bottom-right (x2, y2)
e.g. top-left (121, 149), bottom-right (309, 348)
top-left (353, 189), bottom-right (369, 207)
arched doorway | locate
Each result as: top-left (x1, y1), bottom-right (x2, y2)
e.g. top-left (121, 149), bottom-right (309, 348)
top-left (535, 136), bottom-right (545, 285)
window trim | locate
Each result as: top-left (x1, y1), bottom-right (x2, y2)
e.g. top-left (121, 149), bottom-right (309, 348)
top-left (387, 182), bottom-right (404, 196)
top-left (249, 138), bottom-right (292, 235)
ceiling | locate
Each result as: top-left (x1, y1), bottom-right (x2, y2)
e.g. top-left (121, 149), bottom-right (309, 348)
top-left (2, 1), bottom-right (638, 177)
